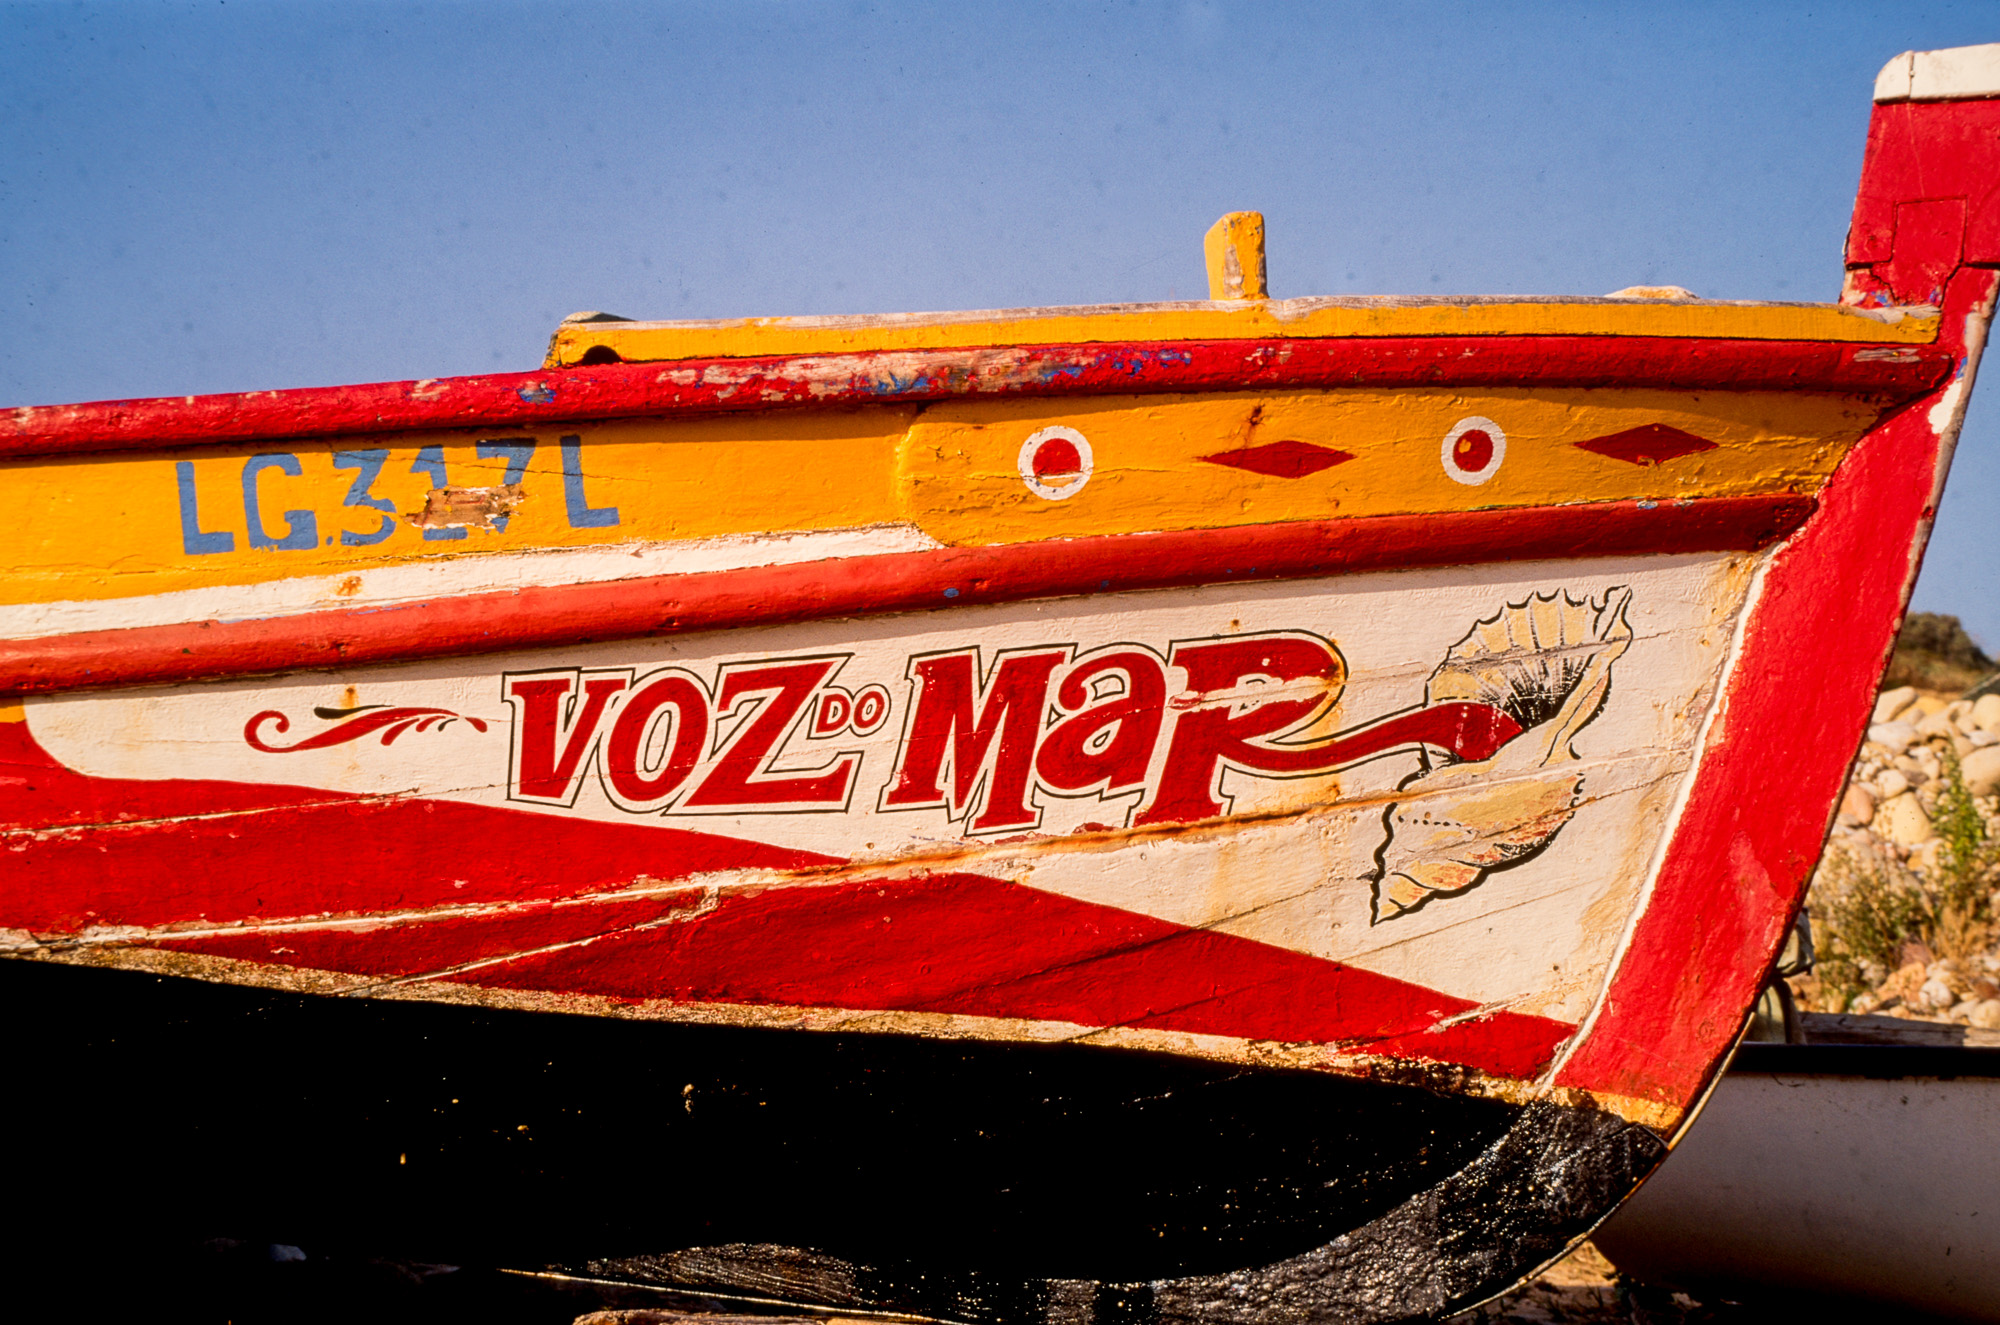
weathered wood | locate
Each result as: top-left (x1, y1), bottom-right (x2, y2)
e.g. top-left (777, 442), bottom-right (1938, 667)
top-left (1203, 212), bottom-right (1267, 301)
top-left (1799, 1011), bottom-right (2000, 1048)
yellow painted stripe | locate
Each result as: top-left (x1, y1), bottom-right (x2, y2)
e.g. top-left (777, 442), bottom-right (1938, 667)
top-left (1, 411), bottom-right (912, 607)
top-left (900, 388), bottom-right (1874, 546)
top-left (546, 297), bottom-right (1938, 366)
top-left (0, 386), bottom-right (1870, 609)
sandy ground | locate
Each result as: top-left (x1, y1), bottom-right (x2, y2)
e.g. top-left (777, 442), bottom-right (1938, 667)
top-left (1453, 1240), bottom-right (1966, 1324)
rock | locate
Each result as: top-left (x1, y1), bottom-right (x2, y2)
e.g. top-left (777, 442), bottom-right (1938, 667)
top-left (1876, 769), bottom-right (1912, 799)
top-left (1875, 686), bottom-right (1920, 724)
top-left (1956, 735), bottom-right (1977, 759)
top-left (1878, 791), bottom-right (1934, 845)
top-left (1915, 696), bottom-right (1949, 717)
top-left (1975, 692), bottom-right (2000, 733)
top-left (1972, 1000), bottom-right (2000, 1031)
top-left (1838, 783), bottom-right (1877, 826)
top-left (1949, 699), bottom-right (1974, 720)
top-left (1917, 710), bottom-right (1961, 741)
top-left (1881, 960), bottom-right (1930, 1005)
top-left (1869, 721), bottom-right (1918, 753)
top-left (1962, 744), bottom-right (2000, 794)
top-left (1975, 977), bottom-right (2000, 1002)
top-left (1972, 730), bottom-right (1998, 747)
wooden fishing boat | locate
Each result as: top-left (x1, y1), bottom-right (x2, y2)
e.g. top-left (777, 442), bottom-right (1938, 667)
top-left (5, 43), bottom-right (1999, 1323)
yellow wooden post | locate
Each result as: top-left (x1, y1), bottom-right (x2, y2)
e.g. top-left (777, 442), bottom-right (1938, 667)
top-left (1204, 211), bottom-right (1267, 301)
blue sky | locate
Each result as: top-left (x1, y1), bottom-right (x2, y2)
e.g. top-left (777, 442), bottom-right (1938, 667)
top-left (5, 1), bottom-right (1998, 646)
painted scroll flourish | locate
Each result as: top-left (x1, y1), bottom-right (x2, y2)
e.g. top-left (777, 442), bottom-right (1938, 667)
top-left (245, 704), bottom-right (489, 753)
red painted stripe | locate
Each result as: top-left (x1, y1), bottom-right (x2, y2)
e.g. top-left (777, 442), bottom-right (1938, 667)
top-left (1555, 268), bottom-right (2000, 1111)
top-left (157, 869), bottom-right (1575, 1081)
top-left (0, 494), bottom-right (1811, 696)
top-left (0, 720), bottom-right (830, 931)
top-left (0, 336), bottom-right (1949, 461)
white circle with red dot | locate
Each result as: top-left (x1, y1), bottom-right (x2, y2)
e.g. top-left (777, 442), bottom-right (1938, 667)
top-left (1440, 417), bottom-right (1505, 485)
top-left (1019, 426), bottom-right (1093, 500)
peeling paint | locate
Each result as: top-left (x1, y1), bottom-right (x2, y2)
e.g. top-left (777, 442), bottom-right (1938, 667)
top-left (404, 483), bottom-right (525, 533)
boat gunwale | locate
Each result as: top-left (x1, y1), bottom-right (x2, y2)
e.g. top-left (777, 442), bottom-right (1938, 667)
top-left (0, 331), bottom-right (1956, 463)
top-left (542, 293), bottom-right (1940, 361)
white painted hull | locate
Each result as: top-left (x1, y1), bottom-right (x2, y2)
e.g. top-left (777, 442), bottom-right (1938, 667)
top-left (1595, 1049), bottom-right (2000, 1320)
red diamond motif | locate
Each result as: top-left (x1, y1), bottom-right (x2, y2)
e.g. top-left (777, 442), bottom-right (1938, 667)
top-left (1200, 440), bottom-right (1354, 478)
top-left (1575, 424), bottom-right (1717, 466)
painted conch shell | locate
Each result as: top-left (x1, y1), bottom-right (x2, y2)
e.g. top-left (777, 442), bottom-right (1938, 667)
top-left (1368, 587), bottom-right (1634, 923)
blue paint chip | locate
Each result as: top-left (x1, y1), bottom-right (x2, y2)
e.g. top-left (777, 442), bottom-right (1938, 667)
top-left (944, 587), bottom-right (960, 598)
top-left (518, 383), bottom-right (557, 404)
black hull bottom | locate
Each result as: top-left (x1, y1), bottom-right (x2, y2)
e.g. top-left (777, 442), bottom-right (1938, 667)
top-left (5, 960), bottom-right (1664, 1323)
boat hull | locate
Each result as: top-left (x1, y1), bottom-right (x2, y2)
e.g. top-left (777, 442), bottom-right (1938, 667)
top-left (8, 958), bottom-right (1663, 1323)
top-left (1595, 1044), bottom-right (2000, 1322)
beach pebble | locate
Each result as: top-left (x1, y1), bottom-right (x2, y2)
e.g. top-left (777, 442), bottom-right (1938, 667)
top-left (1963, 745), bottom-right (2000, 795)
top-left (1878, 792), bottom-right (1934, 845)
top-left (1838, 784), bottom-right (1876, 826)
top-left (1918, 977), bottom-right (1957, 1010)
top-left (1876, 769), bottom-right (1911, 799)
top-left (1975, 692), bottom-right (2000, 733)
top-left (1972, 1000), bottom-right (2000, 1031)
top-left (1916, 710), bottom-right (1961, 741)
top-left (1875, 686), bottom-right (1920, 724)
top-left (1869, 722), bottom-right (1918, 754)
